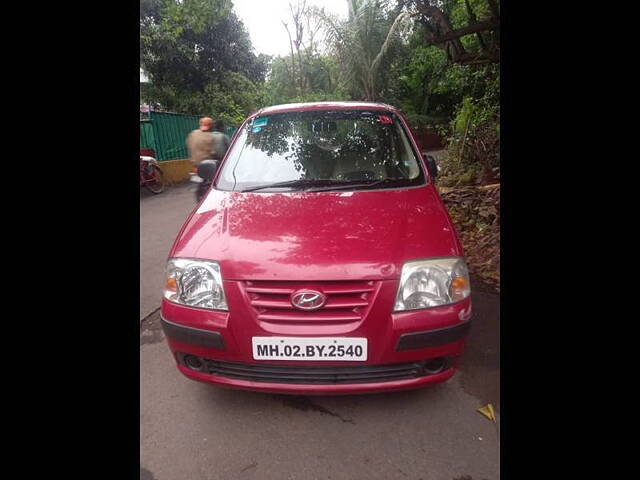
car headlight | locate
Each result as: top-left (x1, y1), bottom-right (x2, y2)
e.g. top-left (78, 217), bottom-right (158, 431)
top-left (394, 257), bottom-right (470, 311)
top-left (164, 258), bottom-right (228, 311)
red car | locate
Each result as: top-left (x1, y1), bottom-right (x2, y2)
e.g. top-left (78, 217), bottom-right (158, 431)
top-left (161, 102), bottom-right (472, 395)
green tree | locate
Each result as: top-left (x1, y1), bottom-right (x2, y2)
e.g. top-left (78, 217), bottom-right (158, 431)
top-left (140, 0), bottom-right (267, 118)
top-left (263, 53), bottom-right (348, 106)
top-left (313, 0), bottom-right (410, 101)
top-left (261, 1), bottom-right (349, 106)
top-left (405, 0), bottom-right (499, 65)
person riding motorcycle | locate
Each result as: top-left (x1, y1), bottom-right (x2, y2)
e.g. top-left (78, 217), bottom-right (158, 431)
top-left (187, 118), bottom-right (230, 202)
top-left (186, 117), bottom-right (216, 167)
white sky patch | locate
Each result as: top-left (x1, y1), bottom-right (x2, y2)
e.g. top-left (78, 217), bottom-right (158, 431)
top-left (233, 0), bottom-right (348, 57)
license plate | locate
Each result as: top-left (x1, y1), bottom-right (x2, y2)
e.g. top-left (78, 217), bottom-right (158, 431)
top-left (252, 337), bottom-right (367, 361)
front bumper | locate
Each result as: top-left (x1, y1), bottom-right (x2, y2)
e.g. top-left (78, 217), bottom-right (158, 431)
top-left (175, 361), bottom-right (457, 395)
top-left (160, 297), bottom-right (472, 394)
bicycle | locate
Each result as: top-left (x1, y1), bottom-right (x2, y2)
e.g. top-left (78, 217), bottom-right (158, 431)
top-left (140, 155), bottom-right (165, 194)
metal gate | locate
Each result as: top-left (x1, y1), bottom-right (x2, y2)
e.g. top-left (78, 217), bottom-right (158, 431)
top-left (140, 111), bottom-right (199, 161)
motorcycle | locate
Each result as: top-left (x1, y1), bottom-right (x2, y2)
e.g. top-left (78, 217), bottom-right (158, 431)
top-left (194, 159), bottom-right (220, 203)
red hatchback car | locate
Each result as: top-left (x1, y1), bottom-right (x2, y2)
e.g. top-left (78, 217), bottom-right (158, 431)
top-left (161, 102), bottom-right (472, 395)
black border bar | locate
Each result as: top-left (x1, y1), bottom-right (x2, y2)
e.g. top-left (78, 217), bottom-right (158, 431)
top-left (160, 316), bottom-right (225, 350)
top-left (396, 319), bottom-right (472, 351)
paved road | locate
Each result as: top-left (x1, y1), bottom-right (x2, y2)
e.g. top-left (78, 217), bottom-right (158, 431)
top-left (140, 185), bottom-right (500, 480)
top-left (140, 183), bottom-right (196, 320)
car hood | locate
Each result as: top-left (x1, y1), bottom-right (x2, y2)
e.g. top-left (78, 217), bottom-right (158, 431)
top-left (170, 186), bottom-right (461, 281)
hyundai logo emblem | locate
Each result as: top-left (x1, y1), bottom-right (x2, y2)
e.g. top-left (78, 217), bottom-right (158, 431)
top-left (291, 290), bottom-right (326, 310)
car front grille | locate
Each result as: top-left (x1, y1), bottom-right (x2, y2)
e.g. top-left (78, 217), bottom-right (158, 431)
top-left (243, 280), bottom-right (378, 325)
top-left (201, 358), bottom-right (431, 384)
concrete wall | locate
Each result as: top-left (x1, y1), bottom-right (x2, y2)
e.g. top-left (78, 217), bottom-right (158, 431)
top-left (159, 159), bottom-right (192, 184)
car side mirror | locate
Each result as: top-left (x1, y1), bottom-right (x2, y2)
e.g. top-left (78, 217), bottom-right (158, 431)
top-left (423, 153), bottom-right (438, 180)
top-left (197, 160), bottom-right (220, 182)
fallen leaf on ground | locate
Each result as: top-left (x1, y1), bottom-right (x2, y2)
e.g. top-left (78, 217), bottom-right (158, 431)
top-left (478, 403), bottom-right (496, 422)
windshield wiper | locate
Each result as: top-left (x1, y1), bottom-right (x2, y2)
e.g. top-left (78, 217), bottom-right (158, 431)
top-left (239, 178), bottom-right (360, 192)
top-left (305, 178), bottom-right (406, 192)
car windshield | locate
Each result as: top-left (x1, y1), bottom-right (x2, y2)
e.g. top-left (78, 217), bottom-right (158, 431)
top-left (216, 109), bottom-right (425, 192)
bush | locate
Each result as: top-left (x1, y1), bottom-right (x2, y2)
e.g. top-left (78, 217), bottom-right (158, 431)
top-left (444, 94), bottom-right (499, 185)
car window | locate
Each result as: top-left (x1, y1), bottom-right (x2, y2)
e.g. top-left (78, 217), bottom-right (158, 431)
top-left (216, 110), bottom-right (425, 192)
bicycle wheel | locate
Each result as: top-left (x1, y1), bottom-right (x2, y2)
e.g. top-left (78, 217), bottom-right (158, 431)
top-left (144, 165), bottom-right (165, 194)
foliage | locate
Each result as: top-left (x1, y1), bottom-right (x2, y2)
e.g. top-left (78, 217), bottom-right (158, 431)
top-left (259, 1), bottom-right (355, 106)
top-left (439, 62), bottom-right (499, 185)
top-left (262, 54), bottom-right (349, 106)
top-left (141, 0), bottom-right (500, 177)
top-left (384, 24), bottom-right (456, 125)
top-left (405, 0), bottom-right (499, 65)
top-left (160, 71), bottom-right (262, 124)
top-left (383, 13), bottom-right (498, 126)
top-left (140, 0), bottom-right (267, 121)
top-left (312, 0), bottom-right (410, 101)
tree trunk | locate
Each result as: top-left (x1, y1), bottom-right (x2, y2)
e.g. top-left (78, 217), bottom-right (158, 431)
top-left (458, 114), bottom-right (471, 171)
top-left (410, 0), bottom-right (499, 65)
top-left (282, 21), bottom-right (298, 95)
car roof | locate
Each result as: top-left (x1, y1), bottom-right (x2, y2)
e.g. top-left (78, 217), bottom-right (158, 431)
top-left (253, 101), bottom-right (399, 117)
